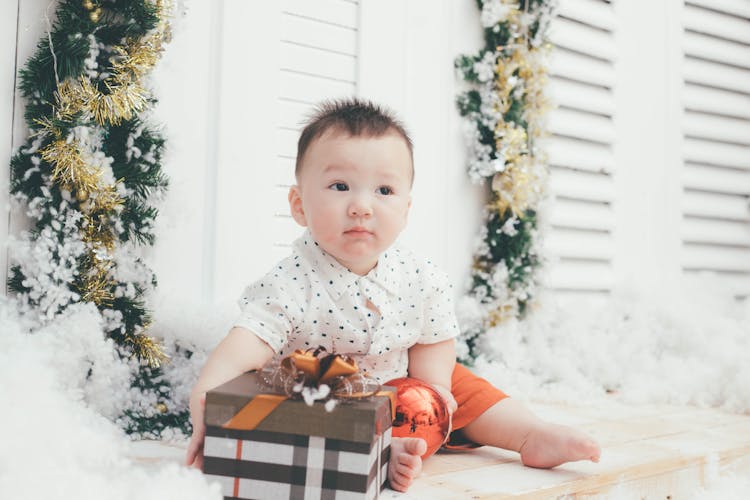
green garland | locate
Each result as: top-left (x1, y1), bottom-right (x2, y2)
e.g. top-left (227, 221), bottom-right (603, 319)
top-left (456, 0), bottom-right (556, 362)
top-left (9, 0), bottom-right (189, 438)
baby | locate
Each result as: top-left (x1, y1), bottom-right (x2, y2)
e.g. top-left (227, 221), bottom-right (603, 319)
top-left (186, 98), bottom-right (600, 492)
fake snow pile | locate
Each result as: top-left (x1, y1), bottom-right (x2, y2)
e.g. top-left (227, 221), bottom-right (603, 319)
top-left (461, 278), bottom-right (750, 412)
top-left (1, 274), bottom-right (748, 498)
top-left (0, 296), bottom-right (229, 500)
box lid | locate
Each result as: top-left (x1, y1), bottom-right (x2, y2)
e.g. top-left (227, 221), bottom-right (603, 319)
top-left (205, 371), bottom-right (394, 444)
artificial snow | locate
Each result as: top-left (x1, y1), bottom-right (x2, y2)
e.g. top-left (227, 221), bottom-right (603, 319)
top-left (463, 278), bottom-right (750, 413)
top-left (0, 297), bottom-right (221, 500)
top-left (1, 272), bottom-right (748, 497)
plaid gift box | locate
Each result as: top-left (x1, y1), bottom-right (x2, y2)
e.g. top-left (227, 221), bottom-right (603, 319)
top-left (203, 371), bottom-right (394, 500)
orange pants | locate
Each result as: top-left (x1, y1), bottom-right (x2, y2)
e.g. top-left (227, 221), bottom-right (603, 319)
top-left (447, 363), bottom-right (508, 448)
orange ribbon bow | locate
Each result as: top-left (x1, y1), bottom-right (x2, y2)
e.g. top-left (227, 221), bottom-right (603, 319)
top-left (223, 348), bottom-right (395, 430)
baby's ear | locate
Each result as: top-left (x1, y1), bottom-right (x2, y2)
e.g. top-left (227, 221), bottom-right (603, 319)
top-left (288, 185), bottom-right (307, 227)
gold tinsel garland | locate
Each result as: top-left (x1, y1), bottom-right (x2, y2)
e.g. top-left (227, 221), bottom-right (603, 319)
top-left (490, 42), bottom-right (551, 218)
top-left (41, 138), bottom-right (102, 193)
top-left (59, 0), bottom-right (172, 125)
top-left (127, 328), bottom-right (168, 369)
top-left (36, 0), bottom-right (172, 368)
top-left (475, 4), bottom-right (553, 327)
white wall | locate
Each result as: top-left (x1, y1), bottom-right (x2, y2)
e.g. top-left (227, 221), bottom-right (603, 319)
top-left (3, 0), bottom-right (65, 291)
top-left (2, 0), bottom-right (749, 309)
top-left (0, 1), bottom-right (18, 286)
top-left (358, 0), bottom-right (486, 293)
top-left (149, 0), bottom-right (487, 305)
top-left (147, 0), bottom-right (217, 305)
top-left (611, 0), bottom-right (684, 300)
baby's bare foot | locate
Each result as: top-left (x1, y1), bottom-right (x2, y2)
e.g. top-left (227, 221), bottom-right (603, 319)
top-left (388, 437), bottom-right (427, 492)
top-left (519, 423), bottom-right (601, 468)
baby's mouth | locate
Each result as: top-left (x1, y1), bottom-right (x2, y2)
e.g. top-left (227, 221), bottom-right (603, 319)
top-left (344, 227), bottom-right (373, 236)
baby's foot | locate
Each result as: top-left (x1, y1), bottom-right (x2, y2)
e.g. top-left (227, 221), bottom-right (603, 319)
top-left (519, 423), bottom-right (601, 468)
top-left (388, 437), bottom-right (427, 492)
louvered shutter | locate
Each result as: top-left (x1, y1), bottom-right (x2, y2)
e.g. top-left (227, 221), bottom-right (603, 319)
top-left (271, 0), bottom-right (360, 254)
top-left (680, 0), bottom-right (750, 300)
top-left (543, 0), bottom-right (618, 298)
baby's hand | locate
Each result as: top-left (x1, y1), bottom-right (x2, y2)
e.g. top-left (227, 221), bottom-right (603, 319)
top-left (430, 384), bottom-right (457, 416)
top-left (186, 393), bottom-right (206, 470)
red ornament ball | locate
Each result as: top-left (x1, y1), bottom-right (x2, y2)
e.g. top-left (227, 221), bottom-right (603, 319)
top-left (385, 377), bottom-right (451, 459)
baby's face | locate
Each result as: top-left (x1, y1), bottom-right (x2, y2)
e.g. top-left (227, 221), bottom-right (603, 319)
top-left (289, 131), bottom-right (412, 275)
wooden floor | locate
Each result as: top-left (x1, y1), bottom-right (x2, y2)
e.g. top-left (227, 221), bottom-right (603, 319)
top-left (129, 400), bottom-right (750, 499)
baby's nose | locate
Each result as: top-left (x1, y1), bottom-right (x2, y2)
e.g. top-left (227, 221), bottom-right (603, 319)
top-left (348, 198), bottom-right (373, 217)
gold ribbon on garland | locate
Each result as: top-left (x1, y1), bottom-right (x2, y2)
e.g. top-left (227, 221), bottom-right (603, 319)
top-left (490, 2), bottom-right (550, 217)
top-left (490, 21), bottom-right (552, 219)
top-left (467, 2), bottom-right (554, 328)
top-left (40, 137), bottom-right (102, 193)
top-left (58, 0), bottom-right (172, 125)
top-left (34, 0), bottom-right (173, 368)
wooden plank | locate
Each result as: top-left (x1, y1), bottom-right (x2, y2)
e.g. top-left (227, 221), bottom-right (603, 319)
top-left (549, 166), bottom-right (615, 203)
top-left (684, 30), bottom-right (750, 71)
top-left (546, 259), bottom-right (614, 290)
top-left (557, 0), bottom-right (616, 32)
top-left (548, 107), bottom-right (615, 145)
top-left (280, 41), bottom-right (357, 83)
top-left (277, 98), bottom-right (310, 131)
top-left (684, 137), bottom-right (750, 171)
top-left (684, 3), bottom-right (750, 45)
top-left (275, 155), bottom-right (296, 186)
top-left (282, 0), bottom-right (358, 28)
top-left (131, 403), bottom-right (750, 499)
top-left (683, 110), bottom-right (750, 146)
top-left (0, 0), bottom-right (19, 292)
top-left (542, 136), bottom-right (614, 174)
top-left (684, 82), bottom-right (750, 121)
top-left (682, 216), bottom-right (750, 247)
top-left (273, 213), bottom-right (304, 248)
top-left (212, 1), bottom-right (284, 301)
top-left (269, 181), bottom-right (293, 218)
top-left (683, 56), bottom-right (750, 95)
top-left (279, 70), bottom-right (356, 104)
top-left (544, 228), bottom-right (614, 260)
top-left (548, 196), bottom-right (615, 232)
top-left (682, 189), bottom-right (750, 221)
top-left (275, 127), bottom-right (299, 158)
top-left (549, 77), bottom-right (614, 116)
top-left (683, 268), bottom-right (750, 295)
top-left (8, 0), bottom-right (52, 290)
top-left (549, 16), bottom-right (616, 62)
top-left (281, 12), bottom-right (357, 56)
top-left (149, 0), bottom-right (223, 303)
top-left (549, 48), bottom-right (615, 89)
top-left (682, 243), bottom-right (750, 271)
top-left (688, 0), bottom-right (750, 18)
top-left (682, 163), bottom-right (750, 196)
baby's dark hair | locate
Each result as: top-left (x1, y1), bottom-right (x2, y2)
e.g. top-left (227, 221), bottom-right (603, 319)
top-left (295, 98), bottom-right (414, 178)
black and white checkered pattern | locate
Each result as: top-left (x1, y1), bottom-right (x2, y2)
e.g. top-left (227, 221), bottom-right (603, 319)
top-left (204, 427), bottom-right (391, 500)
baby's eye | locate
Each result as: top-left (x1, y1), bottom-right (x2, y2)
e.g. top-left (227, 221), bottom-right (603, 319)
top-left (377, 186), bottom-right (393, 195)
top-left (329, 182), bottom-right (349, 191)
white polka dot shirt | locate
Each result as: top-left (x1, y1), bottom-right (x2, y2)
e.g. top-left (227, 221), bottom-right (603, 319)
top-left (234, 231), bottom-right (460, 383)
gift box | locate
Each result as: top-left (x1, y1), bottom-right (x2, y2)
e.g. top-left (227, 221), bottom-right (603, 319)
top-left (203, 371), bottom-right (394, 500)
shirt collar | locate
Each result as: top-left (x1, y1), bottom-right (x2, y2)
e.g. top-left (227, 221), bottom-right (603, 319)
top-left (293, 230), bottom-right (401, 301)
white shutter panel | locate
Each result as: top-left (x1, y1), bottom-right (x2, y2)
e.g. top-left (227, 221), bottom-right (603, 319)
top-left (543, 0), bottom-right (617, 297)
top-left (270, 0), bottom-right (360, 254)
top-left (680, 0), bottom-right (750, 300)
